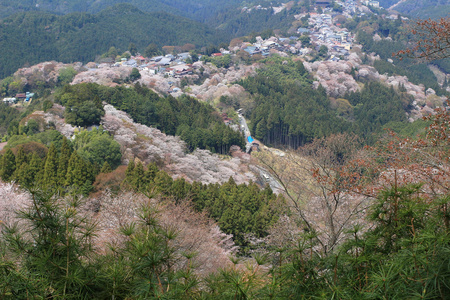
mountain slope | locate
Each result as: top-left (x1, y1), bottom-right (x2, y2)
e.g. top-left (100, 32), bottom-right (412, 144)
top-left (0, 0), bottom-right (243, 21)
top-left (0, 4), bottom-right (228, 78)
top-left (392, 0), bottom-right (450, 19)
top-left (382, 0), bottom-right (450, 18)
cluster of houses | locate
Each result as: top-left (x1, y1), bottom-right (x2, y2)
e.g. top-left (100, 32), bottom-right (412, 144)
top-left (362, 0), bottom-right (380, 8)
top-left (307, 13), bottom-right (353, 59)
top-left (2, 92), bottom-right (34, 105)
top-left (110, 52), bottom-right (195, 79)
top-left (243, 37), bottom-right (300, 56)
top-left (237, 11), bottom-right (353, 62)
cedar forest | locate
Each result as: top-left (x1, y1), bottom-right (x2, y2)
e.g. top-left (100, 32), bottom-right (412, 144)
top-left (0, 1), bottom-right (450, 299)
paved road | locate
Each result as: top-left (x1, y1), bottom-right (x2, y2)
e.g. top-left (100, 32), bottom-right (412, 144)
top-left (254, 166), bottom-right (284, 194)
top-left (238, 113), bottom-right (283, 193)
top-left (237, 113), bottom-right (252, 153)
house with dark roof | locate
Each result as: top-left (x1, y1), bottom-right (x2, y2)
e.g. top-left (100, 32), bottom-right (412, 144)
top-left (15, 93), bottom-right (26, 100)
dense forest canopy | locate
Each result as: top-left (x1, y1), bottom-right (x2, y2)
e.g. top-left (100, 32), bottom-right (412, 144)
top-left (392, 0), bottom-right (450, 19)
top-left (240, 57), bottom-right (412, 147)
top-left (55, 83), bottom-right (245, 154)
top-left (0, 2), bottom-right (449, 298)
top-left (0, 0), bottom-right (244, 20)
top-left (0, 4), bottom-right (228, 78)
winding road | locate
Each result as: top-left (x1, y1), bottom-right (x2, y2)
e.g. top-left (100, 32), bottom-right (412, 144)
top-left (237, 112), bottom-right (283, 193)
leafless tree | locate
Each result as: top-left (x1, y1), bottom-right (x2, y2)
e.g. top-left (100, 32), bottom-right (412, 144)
top-left (258, 133), bottom-right (370, 254)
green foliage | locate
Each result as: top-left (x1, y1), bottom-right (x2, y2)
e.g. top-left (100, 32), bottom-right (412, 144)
top-left (240, 57), bottom-right (350, 148)
top-left (392, 0), bottom-right (450, 19)
top-left (58, 83), bottom-right (245, 154)
top-left (5, 130), bottom-right (65, 150)
top-left (240, 58), bottom-right (415, 146)
top-left (212, 3), bottom-right (302, 37)
top-left (124, 162), bottom-right (283, 250)
top-left (0, 0), bottom-right (247, 22)
top-left (0, 186), bottom-right (203, 298)
top-left (0, 148), bottom-right (15, 181)
top-left (383, 119), bottom-right (429, 138)
top-left (75, 129), bottom-right (122, 170)
top-left (357, 29), bottom-right (447, 96)
top-left (346, 82), bottom-right (408, 142)
top-left (0, 4), bottom-right (229, 79)
top-left (24, 119), bottom-right (39, 135)
top-left (57, 66), bottom-right (78, 85)
top-left (65, 150), bottom-right (95, 195)
top-left (318, 45), bottom-right (328, 58)
top-left (0, 129), bottom-right (100, 195)
top-left (144, 43), bottom-right (161, 57)
top-left (99, 161), bottom-right (112, 173)
top-left (1, 151), bottom-right (449, 299)
top-left (43, 143), bottom-right (59, 188)
top-left (1, 190), bottom-right (102, 298)
top-left (57, 137), bottom-right (72, 185)
top-left (128, 42), bottom-right (138, 56)
top-left (202, 54), bottom-right (232, 68)
top-left (0, 103), bottom-right (20, 136)
top-left (128, 67), bottom-right (141, 82)
top-left (56, 83), bottom-right (105, 127)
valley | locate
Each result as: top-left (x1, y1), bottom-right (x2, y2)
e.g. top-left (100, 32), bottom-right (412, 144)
top-left (0, 1), bottom-right (449, 298)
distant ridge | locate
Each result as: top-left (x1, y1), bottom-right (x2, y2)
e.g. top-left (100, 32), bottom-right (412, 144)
top-left (0, 3), bottom-right (228, 78)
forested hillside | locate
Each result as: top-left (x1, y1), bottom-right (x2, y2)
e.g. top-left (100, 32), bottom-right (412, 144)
top-left (0, 5), bottom-right (449, 299)
top-left (0, 0), bottom-right (243, 21)
top-left (240, 57), bottom-right (411, 147)
top-left (390, 0), bottom-right (450, 19)
top-left (55, 83), bottom-right (245, 154)
top-left (0, 4), bottom-right (228, 78)
top-left (211, 2), bottom-right (305, 37)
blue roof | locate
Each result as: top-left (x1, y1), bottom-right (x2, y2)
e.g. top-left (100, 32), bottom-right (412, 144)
top-left (244, 46), bottom-right (257, 54)
top-left (247, 136), bottom-right (254, 143)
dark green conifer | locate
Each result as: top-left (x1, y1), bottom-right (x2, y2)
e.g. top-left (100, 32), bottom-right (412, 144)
top-left (132, 161), bottom-right (145, 191)
top-left (14, 162), bottom-right (29, 186)
top-left (0, 149), bottom-right (16, 181)
top-left (1, 189), bottom-right (101, 298)
top-left (100, 161), bottom-right (112, 173)
top-left (65, 151), bottom-right (91, 189)
top-left (28, 153), bottom-right (43, 185)
top-left (15, 145), bottom-right (26, 169)
top-left (125, 159), bottom-right (135, 178)
top-left (43, 143), bottom-right (59, 187)
top-left (57, 137), bottom-right (72, 185)
top-left (123, 159), bottom-right (135, 188)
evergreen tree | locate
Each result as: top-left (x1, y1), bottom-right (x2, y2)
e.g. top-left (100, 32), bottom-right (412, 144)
top-left (0, 149), bottom-right (16, 181)
top-left (124, 159), bottom-right (135, 188)
top-left (128, 42), bottom-right (138, 56)
top-left (1, 189), bottom-right (101, 298)
top-left (132, 161), bottom-right (146, 191)
top-left (100, 161), bottom-right (112, 173)
top-left (255, 118), bottom-right (267, 140)
top-left (13, 145), bottom-right (27, 182)
top-left (28, 153), bottom-right (43, 186)
top-left (14, 162), bottom-right (29, 187)
top-left (65, 151), bottom-right (93, 191)
top-left (14, 145), bottom-right (26, 169)
top-left (57, 137), bottom-right (72, 186)
top-left (43, 143), bottom-right (59, 188)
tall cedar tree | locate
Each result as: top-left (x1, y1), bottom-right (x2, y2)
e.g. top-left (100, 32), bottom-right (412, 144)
top-left (43, 143), bottom-right (59, 188)
top-left (57, 137), bottom-right (72, 186)
top-left (0, 149), bottom-right (16, 181)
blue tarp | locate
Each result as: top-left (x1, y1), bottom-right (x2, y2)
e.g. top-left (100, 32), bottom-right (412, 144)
top-left (247, 136), bottom-right (254, 143)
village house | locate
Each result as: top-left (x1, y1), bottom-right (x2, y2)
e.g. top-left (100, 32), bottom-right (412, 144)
top-left (2, 97), bottom-right (17, 105)
top-left (15, 93), bottom-right (26, 101)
